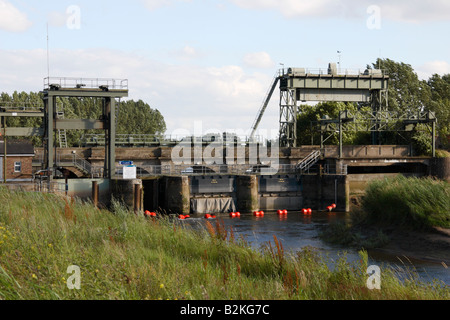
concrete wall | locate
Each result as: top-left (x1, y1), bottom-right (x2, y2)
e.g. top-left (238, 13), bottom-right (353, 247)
top-left (430, 157), bottom-right (450, 182)
top-left (66, 178), bottom-right (111, 206)
top-left (301, 175), bottom-right (349, 212)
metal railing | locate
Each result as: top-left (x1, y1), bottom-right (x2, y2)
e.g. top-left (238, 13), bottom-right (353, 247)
top-left (296, 150), bottom-right (321, 173)
top-left (44, 77), bottom-right (128, 90)
top-left (280, 67), bottom-right (388, 77)
top-left (114, 164), bottom-right (310, 177)
top-left (0, 101), bottom-right (44, 111)
top-left (2, 181), bottom-right (66, 193)
top-left (83, 133), bottom-right (265, 147)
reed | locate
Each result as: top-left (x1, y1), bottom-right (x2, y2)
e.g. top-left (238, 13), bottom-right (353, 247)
top-left (0, 186), bottom-right (447, 300)
top-left (361, 176), bottom-right (450, 229)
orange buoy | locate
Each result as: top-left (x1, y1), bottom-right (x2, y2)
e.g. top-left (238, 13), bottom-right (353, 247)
top-left (204, 214), bottom-right (211, 219)
top-left (211, 215), bottom-right (216, 219)
top-left (283, 209), bottom-right (288, 215)
top-left (327, 206), bottom-right (332, 212)
top-left (185, 215), bottom-right (190, 218)
top-left (235, 212), bottom-right (241, 217)
top-left (331, 204), bottom-right (336, 209)
top-left (301, 208), bottom-right (307, 215)
top-left (307, 208), bottom-right (312, 215)
top-left (179, 215), bottom-right (186, 220)
top-left (259, 211), bottom-right (264, 216)
top-left (277, 210), bottom-right (282, 215)
top-left (144, 210), bottom-right (151, 217)
top-left (230, 212), bottom-right (236, 218)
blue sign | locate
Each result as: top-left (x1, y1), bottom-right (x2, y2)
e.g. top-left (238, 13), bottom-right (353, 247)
top-left (119, 161), bottom-right (133, 166)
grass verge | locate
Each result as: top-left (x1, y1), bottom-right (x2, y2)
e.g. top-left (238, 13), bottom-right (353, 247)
top-left (0, 186), bottom-right (448, 300)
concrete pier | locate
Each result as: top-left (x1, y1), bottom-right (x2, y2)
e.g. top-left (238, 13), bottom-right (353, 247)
top-left (236, 175), bottom-right (259, 212)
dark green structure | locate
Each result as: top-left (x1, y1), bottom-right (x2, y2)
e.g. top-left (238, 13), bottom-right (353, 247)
top-left (42, 77), bottom-right (128, 179)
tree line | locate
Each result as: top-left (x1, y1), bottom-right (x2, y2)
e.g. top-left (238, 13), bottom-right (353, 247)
top-left (0, 91), bottom-right (166, 147)
top-left (296, 58), bottom-right (450, 155)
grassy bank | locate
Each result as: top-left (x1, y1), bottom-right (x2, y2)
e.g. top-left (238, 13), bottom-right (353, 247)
top-left (360, 176), bottom-right (450, 230)
top-left (0, 186), bottom-right (448, 300)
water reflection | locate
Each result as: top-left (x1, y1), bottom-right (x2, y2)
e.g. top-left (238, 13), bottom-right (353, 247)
top-left (182, 210), bottom-right (449, 285)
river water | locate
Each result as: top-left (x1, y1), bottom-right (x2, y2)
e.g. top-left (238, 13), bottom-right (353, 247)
top-left (182, 211), bottom-right (449, 286)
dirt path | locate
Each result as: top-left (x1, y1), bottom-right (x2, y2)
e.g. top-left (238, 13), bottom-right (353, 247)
top-left (371, 227), bottom-right (450, 265)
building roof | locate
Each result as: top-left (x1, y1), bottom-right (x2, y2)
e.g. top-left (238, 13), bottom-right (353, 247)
top-left (0, 140), bottom-right (34, 156)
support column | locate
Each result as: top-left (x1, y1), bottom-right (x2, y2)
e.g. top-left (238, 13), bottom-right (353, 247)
top-left (105, 98), bottom-right (116, 179)
top-left (44, 94), bottom-right (55, 180)
top-left (164, 176), bottom-right (190, 214)
top-left (236, 175), bottom-right (259, 212)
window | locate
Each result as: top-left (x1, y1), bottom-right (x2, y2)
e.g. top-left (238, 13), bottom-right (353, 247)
top-left (14, 162), bottom-right (22, 173)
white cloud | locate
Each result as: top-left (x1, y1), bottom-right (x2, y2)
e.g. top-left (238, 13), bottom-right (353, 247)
top-left (229, 0), bottom-right (450, 23)
top-left (416, 60), bottom-right (450, 80)
top-left (243, 52), bottom-right (275, 69)
top-left (0, 0), bottom-right (32, 32)
top-left (0, 48), bottom-right (278, 135)
top-left (47, 11), bottom-right (68, 27)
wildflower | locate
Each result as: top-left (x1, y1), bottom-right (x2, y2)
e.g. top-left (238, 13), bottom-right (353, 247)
top-left (160, 283), bottom-right (164, 289)
top-left (32, 274), bottom-right (37, 279)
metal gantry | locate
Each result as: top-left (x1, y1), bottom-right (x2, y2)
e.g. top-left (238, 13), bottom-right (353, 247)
top-left (279, 64), bottom-right (389, 147)
top-left (42, 77), bottom-right (128, 179)
top-left (248, 64), bottom-right (389, 148)
top-left (318, 110), bottom-right (437, 157)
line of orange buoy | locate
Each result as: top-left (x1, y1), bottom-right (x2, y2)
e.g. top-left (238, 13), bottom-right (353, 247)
top-left (277, 209), bottom-right (288, 215)
top-left (229, 212), bottom-right (241, 218)
top-left (204, 214), bottom-right (216, 219)
top-left (301, 208), bottom-right (312, 215)
top-left (144, 210), bottom-right (157, 217)
top-left (326, 204), bottom-right (337, 212)
top-left (253, 210), bottom-right (264, 217)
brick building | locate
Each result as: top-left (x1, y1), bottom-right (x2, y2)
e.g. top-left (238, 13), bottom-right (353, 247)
top-left (0, 140), bottom-right (34, 182)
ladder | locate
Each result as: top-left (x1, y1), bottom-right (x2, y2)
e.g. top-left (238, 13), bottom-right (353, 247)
top-left (56, 102), bottom-right (67, 148)
top-left (296, 150), bottom-right (321, 173)
top-left (249, 72), bottom-right (280, 140)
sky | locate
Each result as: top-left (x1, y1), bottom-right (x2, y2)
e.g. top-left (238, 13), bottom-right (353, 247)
top-left (1, 0), bottom-right (449, 139)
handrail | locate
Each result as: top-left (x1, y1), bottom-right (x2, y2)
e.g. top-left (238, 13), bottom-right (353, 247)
top-left (296, 150), bottom-right (321, 172)
top-left (44, 77), bottom-right (128, 90)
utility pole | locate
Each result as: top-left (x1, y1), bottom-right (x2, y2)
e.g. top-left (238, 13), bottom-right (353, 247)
top-left (337, 51), bottom-right (342, 73)
top-left (2, 117), bottom-right (6, 183)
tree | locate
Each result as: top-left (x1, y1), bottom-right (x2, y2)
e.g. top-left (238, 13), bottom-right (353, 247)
top-left (0, 92), bottom-right (167, 147)
top-left (424, 74), bottom-right (450, 150)
top-left (296, 101), bottom-right (371, 146)
top-left (371, 58), bottom-right (429, 113)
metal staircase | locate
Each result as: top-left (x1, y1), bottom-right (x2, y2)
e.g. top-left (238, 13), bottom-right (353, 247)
top-left (296, 150), bottom-right (321, 173)
top-left (249, 72), bottom-right (280, 139)
top-left (56, 102), bottom-right (67, 148)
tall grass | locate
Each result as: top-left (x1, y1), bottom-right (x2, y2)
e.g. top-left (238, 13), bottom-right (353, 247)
top-left (0, 186), bottom-right (448, 300)
top-left (361, 176), bottom-right (450, 229)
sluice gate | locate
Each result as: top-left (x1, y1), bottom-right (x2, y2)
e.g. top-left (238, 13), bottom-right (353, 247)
top-left (141, 173), bottom-right (349, 215)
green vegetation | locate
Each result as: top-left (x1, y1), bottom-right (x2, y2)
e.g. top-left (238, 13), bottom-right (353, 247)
top-left (361, 176), bottom-right (450, 230)
top-left (0, 91), bottom-right (166, 147)
top-left (321, 176), bottom-right (450, 250)
top-left (0, 186), bottom-right (448, 300)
